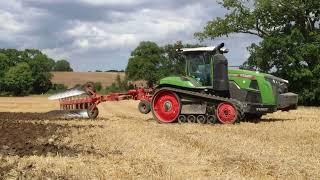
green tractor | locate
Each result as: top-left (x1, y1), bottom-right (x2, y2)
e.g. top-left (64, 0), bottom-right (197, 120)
top-left (144, 43), bottom-right (298, 124)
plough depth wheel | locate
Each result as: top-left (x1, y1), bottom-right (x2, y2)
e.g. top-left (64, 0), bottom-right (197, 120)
top-left (138, 100), bottom-right (151, 114)
top-left (88, 107), bottom-right (99, 119)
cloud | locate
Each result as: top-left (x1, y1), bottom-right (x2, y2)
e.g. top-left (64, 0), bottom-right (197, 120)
top-left (0, 0), bottom-right (261, 71)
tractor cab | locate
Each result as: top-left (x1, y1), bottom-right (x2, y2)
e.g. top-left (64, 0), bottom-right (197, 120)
top-left (160, 44), bottom-right (229, 91)
top-left (183, 48), bottom-right (212, 86)
top-left (181, 46), bottom-right (228, 87)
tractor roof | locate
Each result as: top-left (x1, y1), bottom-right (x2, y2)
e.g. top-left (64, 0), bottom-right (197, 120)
top-left (181, 46), bottom-right (217, 52)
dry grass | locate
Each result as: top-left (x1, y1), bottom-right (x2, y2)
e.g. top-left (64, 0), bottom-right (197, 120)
top-left (51, 72), bottom-right (125, 88)
top-left (1, 97), bottom-right (320, 179)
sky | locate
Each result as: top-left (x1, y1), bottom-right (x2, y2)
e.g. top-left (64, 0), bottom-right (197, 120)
top-left (0, 0), bottom-right (261, 71)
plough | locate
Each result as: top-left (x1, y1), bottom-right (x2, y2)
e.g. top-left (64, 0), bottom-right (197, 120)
top-left (49, 83), bottom-right (152, 119)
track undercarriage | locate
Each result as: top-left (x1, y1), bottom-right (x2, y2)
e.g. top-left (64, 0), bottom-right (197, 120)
top-left (150, 87), bottom-right (245, 124)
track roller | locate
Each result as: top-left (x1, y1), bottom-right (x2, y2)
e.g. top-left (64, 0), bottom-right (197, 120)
top-left (207, 115), bottom-right (217, 124)
top-left (187, 115), bottom-right (196, 123)
top-left (178, 115), bottom-right (187, 123)
top-left (197, 115), bottom-right (207, 124)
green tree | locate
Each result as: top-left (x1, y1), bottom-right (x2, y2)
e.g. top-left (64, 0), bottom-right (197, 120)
top-left (105, 74), bottom-right (129, 93)
top-left (162, 41), bottom-right (203, 76)
top-left (53, 60), bottom-right (73, 72)
top-left (48, 83), bottom-right (68, 94)
top-left (28, 54), bottom-right (55, 94)
top-left (197, 0), bottom-right (320, 105)
top-left (3, 63), bottom-right (33, 96)
top-left (126, 41), bottom-right (203, 86)
top-left (126, 41), bottom-right (164, 86)
top-left (161, 41), bottom-right (185, 76)
top-left (93, 82), bottom-right (103, 92)
top-left (0, 49), bottom-right (23, 66)
top-left (115, 74), bottom-right (128, 90)
top-left (0, 53), bottom-right (9, 75)
top-left (0, 53), bottom-right (10, 91)
top-left (0, 49), bottom-right (63, 95)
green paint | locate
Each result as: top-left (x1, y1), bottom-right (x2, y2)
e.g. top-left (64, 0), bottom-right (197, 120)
top-left (160, 76), bottom-right (202, 88)
top-left (228, 69), bottom-right (275, 105)
top-left (159, 51), bottom-right (279, 106)
top-left (159, 68), bottom-right (276, 105)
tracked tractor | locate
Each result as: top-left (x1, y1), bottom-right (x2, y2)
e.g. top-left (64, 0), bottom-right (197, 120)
top-left (49, 43), bottom-right (298, 124)
top-left (146, 43), bottom-right (298, 124)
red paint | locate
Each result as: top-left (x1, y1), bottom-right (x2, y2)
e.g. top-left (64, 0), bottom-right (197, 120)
top-left (58, 87), bottom-right (153, 112)
top-left (216, 102), bottom-right (237, 124)
top-left (152, 90), bottom-right (180, 123)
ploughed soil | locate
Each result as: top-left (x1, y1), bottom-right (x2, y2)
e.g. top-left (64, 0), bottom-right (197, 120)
top-left (0, 111), bottom-right (67, 121)
top-left (0, 112), bottom-right (101, 158)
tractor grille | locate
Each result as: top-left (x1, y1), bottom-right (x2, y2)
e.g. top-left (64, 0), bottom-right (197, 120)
top-left (265, 76), bottom-right (288, 94)
top-left (265, 75), bottom-right (289, 103)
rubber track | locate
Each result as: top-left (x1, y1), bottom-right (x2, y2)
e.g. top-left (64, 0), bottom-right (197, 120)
top-left (156, 87), bottom-right (245, 120)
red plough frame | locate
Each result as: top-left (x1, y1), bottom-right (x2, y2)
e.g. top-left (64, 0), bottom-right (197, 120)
top-left (58, 87), bottom-right (153, 118)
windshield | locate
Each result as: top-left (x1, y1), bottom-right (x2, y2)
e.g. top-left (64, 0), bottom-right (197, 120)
top-left (185, 52), bottom-right (212, 86)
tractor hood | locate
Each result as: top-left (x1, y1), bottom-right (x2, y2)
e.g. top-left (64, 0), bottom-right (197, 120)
top-left (159, 76), bottom-right (202, 88)
top-left (228, 69), bottom-right (268, 78)
top-left (229, 69), bottom-right (289, 83)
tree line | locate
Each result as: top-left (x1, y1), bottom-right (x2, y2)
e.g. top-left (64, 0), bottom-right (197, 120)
top-left (126, 0), bottom-right (320, 106)
top-left (0, 49), bottom-right (73, 96)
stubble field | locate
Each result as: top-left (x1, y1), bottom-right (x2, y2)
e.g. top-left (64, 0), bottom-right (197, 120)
top-left (0, 96), bottom-right (320, 179)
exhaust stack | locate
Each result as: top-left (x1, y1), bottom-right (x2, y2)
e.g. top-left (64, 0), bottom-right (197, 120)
top-left (212, 46), bottom-right (230, 98)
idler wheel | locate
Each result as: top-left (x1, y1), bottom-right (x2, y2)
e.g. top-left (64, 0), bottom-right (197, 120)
top-left (216, 102), bottom-right (238, 124)
top-left (152, 90), bottom-right (181, 123)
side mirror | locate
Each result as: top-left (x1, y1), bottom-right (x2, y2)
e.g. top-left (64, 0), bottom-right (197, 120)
top-left (220, 48), bottom-right (229, 53)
